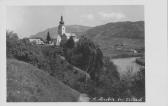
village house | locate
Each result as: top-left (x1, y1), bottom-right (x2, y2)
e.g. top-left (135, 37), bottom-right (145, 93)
top-left (29, 38), bottom-right (44, 45)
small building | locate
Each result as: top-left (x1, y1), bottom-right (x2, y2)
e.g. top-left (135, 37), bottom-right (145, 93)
top-left (56, 35), bottom-right (61, 46)
top-left (29, 38), bottom-right (44, 45)
top-left (130, 49), bottom-right (138, 54)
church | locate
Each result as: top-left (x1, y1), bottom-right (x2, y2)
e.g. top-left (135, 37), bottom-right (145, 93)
top-left (56, 16), bottom-right (78, 46)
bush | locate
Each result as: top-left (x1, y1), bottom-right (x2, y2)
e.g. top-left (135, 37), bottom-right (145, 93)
top-left (116, 66), bottom-right (145, 101)
top-left (6, 31), bottom-right (51, 73)
top-left (131, 67), bottom-right (145, 100)
top-left (64, 36), bottom-right (75, 49)
top-left (6, 31), bottom-right (19, 58)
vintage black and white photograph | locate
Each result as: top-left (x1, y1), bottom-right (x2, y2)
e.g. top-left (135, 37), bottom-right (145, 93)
top-left (6, 5), bottom-right (145, 102)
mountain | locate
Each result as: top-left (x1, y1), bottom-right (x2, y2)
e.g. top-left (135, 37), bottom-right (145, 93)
top-left (83, 21), bottom-right (145, 57)
top-left (30, 25), bottom-right (91, 40)
top-left (84, 21), bottom-right (144, 40)
top-left (7, 59), bottom-right (80, 102)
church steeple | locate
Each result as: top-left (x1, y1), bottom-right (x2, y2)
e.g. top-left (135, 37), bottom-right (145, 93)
top-left (58, 16), bottom-right (66, 36)
top-left (59, 16), bottom-right (64, 24)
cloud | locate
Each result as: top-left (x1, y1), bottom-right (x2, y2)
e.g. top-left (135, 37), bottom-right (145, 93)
top-left (81, 14), bottom-right (95, 20)
top-left (98, 12), bottom-right (126, 21)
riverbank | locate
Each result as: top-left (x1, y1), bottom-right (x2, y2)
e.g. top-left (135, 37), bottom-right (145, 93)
top-left (135, 57), bottom-right (145, 66)
top-left (110, 53), bottom-right (144, 59)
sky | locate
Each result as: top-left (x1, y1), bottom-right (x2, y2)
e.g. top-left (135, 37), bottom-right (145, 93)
top-left (6, 5), bottom-right (144, 38)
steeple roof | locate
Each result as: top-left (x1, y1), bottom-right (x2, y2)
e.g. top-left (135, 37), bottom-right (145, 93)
top-left (59, 16), bottom-right (64, 24)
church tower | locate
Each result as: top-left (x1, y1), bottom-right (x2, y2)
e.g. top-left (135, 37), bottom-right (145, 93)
top-left (58, 16), bottom-right (66, 35)
top-left (56, 16), bottom-right (66, 46)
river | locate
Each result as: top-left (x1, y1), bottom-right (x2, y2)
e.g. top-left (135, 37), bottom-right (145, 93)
top-left (111, 57), bottom-right (142, 78)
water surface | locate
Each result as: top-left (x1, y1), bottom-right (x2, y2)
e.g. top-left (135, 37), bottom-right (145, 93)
top-left (111, 57), bottom-right (142, 78)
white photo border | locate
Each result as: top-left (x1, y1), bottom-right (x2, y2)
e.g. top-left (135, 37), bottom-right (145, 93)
top-left (0, 0), bottom-right (167, 106)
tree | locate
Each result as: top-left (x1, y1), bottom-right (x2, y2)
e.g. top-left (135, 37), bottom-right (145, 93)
top-left (60, 34), bottom-right (68, 47)
top-left (65, 36), bottom-right (75, 49)
top-left (46, 32), bottom-right (51, 44)
top-left (6, 30), bottom-right (19, 57)
top-left (6, 30), bottom-right (19, 40)
top-left (64, 36), bottom-right (104, 80)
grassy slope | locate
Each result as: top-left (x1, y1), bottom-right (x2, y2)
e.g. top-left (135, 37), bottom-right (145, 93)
top-left (7, 59), bottom-right (80, 102)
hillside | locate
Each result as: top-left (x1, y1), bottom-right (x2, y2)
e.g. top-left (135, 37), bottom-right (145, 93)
top-left (7, 59), bottom-right (80, 102)
top-left (30, 25), bottom-right (91, 40)
top-left (84, 21), bottom-right (144, 39)
top-left (84, 21), bottom-right (145, 57)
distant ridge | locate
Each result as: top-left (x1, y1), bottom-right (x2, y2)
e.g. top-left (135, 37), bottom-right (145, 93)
top-left (84, 21), bottom-right (144, 40)
top-left (30, 25), bottom-right (91, 40)
top-left (31, 21), bottom-right (144, 40)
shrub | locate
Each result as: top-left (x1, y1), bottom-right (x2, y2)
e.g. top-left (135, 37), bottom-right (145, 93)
top-left (6, 31), bottom-right (50, 72)
top-left (6, 31), bottom-right (19, 58)
top-left (117, 66), bottom-right (145, 101)
top-left (64, 36), bottom-right (75, 49)
top-left (131, 67), bottom-right (145, 99)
